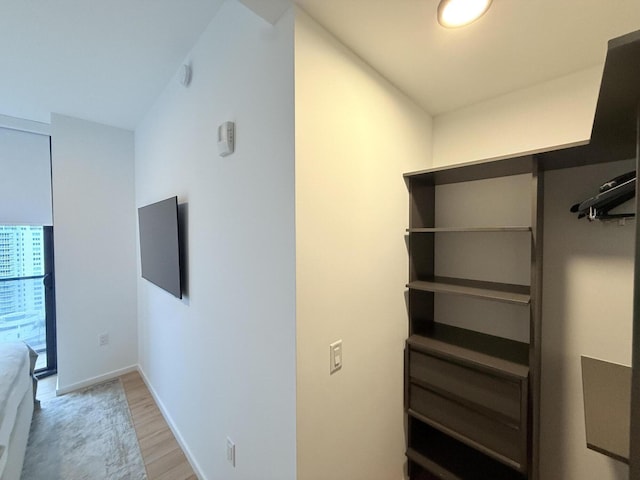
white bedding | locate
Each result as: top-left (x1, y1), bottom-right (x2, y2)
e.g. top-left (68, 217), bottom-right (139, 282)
top-left (0, 342), bottom-right (33, 480)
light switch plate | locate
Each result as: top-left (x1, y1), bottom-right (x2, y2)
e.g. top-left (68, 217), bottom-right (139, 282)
top-left (330, 340), bottom-right (342, 374)
top-left (226, 437), bottom-right (235, 467)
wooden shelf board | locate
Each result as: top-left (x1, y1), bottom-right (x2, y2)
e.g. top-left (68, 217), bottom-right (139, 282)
top-left (409, 409), bottom-right (523, 473)
top-left (407, 226), bottom-right (531, 233)
top-left (408, 413), bottom-right (526, 477)
top-left (407, 447), bottom-right (463, 480)
top-left (587, 443), bottom-right (629, 465)
top-left (409, 377), bottom-right (521, 429)
top-left (407, 277), bottom-right (530, 305)
top-left (408, 327), bottom-right (529, 380)
top-left (404, 154), bottom-right (535, 185)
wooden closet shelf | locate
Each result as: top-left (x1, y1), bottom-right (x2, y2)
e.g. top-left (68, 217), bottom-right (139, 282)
top-left (407, 277), bottom-right (531, 305)
top-left (408, 328), bottom-right (529, 379)
top-left (407, 420), bottom-right (527, 480)
top-left (407, 226), bottom-right (532, 233)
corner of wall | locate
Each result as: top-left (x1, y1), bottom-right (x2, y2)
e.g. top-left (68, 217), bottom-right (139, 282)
top-left (237, 0), bottom-right (291, 25)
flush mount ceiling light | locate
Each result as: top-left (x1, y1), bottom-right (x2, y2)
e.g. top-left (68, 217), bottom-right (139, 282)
top-left (437, 0), bottom-right (493, 28)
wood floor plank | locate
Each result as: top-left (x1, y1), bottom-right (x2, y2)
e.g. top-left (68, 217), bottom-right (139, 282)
top-left (154, 459), bottom-right (196, 480)
top-left (133, 407), bottom-right (164, 426)
top-left (139, 427), bottom-right (176, 451)
top-left (128, 402), bottom-right (162, 422)
top-left (121, 372), bottom-right (197, 479)
top-left (35, 375), bottom-right (58, 402)
top-left (135, 414), bottom-right (172, 440)
top-left (141, 435), bottom-right (181, 464)
top-left (145, 446), bottom-right (189, 478)
top-left (132, 405), bottom-right (162, 421)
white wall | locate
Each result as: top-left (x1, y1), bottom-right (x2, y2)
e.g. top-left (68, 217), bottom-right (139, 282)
top-left (430, 66), bottom-right (633, 479)
top-left (433, 66), bottom-right (602, 166)
top-left (135, 2), bottom-right (296, 479)
top-left (294, 9), bottom-right (433, 480)
top-left (50, 113), bottom-right (137, 393)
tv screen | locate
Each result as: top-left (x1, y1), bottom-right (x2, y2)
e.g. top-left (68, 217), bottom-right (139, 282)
top-left (138, 196), bottom-right (182, 298)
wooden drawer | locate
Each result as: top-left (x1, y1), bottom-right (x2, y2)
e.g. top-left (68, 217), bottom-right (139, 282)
top-left (409, 383), bottom-right (526, 472)
top-left (409, 349), bottom-right (523, 422)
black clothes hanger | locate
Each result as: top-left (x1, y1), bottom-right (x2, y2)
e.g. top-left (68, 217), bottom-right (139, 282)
top-left (570, 171), bottom-right (636, 221)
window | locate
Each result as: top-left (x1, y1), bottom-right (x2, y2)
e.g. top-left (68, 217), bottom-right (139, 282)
top-left (0, 225), bottom-right (57, 375)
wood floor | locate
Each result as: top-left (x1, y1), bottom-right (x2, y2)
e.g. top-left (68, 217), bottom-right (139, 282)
top-left (38, 371), bottom-right (197, 480)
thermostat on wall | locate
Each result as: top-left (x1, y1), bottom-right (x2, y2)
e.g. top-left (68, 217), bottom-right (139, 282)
top-left (217, 121), bottom-right (235, 157)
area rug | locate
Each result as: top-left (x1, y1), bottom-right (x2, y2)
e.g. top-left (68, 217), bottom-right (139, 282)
top-left (21, 379), bottom-right (147, 480)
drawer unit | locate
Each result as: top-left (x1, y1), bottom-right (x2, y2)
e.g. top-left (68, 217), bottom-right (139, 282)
top-left (407, 342), bottom-right (529, 473)
top-left (409, 349), bottom-right (523, 423)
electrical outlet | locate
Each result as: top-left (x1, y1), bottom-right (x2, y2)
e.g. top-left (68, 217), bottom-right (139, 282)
top-left (226, 437), bottom-right (235, 467)
top-left (99, 333), bottom-right (109, 346)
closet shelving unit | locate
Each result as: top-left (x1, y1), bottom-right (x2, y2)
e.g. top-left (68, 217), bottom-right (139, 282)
top-left (404, 29), bottom-right (640, 480)
top-left (404, 156), bottom-right (542, 480)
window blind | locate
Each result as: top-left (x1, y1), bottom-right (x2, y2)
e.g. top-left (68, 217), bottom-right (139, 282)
top-left (0, 127), bottom-right (53, 225)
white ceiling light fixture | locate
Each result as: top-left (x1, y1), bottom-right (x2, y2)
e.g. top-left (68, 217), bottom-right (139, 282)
top-left (437, 0), bottom-right (493, 28)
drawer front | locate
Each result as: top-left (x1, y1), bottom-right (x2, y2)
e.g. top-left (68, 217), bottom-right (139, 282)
top-left (410, 383), bottom-right (525, 470)
top-left (409, 349), bottom-right (523, 422)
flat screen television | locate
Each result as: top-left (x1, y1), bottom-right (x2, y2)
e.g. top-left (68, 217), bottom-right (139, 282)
top-left (138, 196), bottom-right (182, 298)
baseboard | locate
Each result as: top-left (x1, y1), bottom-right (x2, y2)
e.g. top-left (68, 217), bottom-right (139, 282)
top-left (55, 364), bottom-right (138, 396)
top-left (137, 366), bottom-right (205, 480)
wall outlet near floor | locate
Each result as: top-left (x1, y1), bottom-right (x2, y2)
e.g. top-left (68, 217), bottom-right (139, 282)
top-left (226, 437), bottom-right (236, 467)
top-left (99, 333), bottom-right (109, 346)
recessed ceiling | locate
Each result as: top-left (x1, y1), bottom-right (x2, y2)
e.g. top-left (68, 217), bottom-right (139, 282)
top-left (295, 0), bottom-right (640, 115)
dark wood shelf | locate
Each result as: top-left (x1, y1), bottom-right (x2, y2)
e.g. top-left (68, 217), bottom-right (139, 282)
top-left (408, 408), bottom-right (523, 473)
top-left (404, 154), bottom-right (534, 185)
top-left (408, 326), bottom-right (529, 377)
top-left (407, 226), bottom-right (531, 233)
top-left (408, 446), bottom-right (464, 480)
top-left (408, 420), bottom-right (527, 480)
top-left (407, 277), bottom-right (530, 305)
top-left (409, 376), bottom-right (521, 429)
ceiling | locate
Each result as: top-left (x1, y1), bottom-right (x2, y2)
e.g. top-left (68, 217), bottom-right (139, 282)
top-left (295, 0), bottom-right (640, 115)
top-left (2, 0), bottom-right (640, 130)
top-left (0, 0), bottom-right (224, 130)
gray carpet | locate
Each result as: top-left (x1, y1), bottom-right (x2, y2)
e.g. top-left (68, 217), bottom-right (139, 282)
top-left (21, 379), bottom-right (147, 480)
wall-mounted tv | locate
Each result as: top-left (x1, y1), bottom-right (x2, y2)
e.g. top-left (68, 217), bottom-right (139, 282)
top-left (138, 196), bottom-right (182, 298)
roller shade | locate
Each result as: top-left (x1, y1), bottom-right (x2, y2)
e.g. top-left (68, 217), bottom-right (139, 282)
top-left (0, 127), bottom-right (53, 225)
